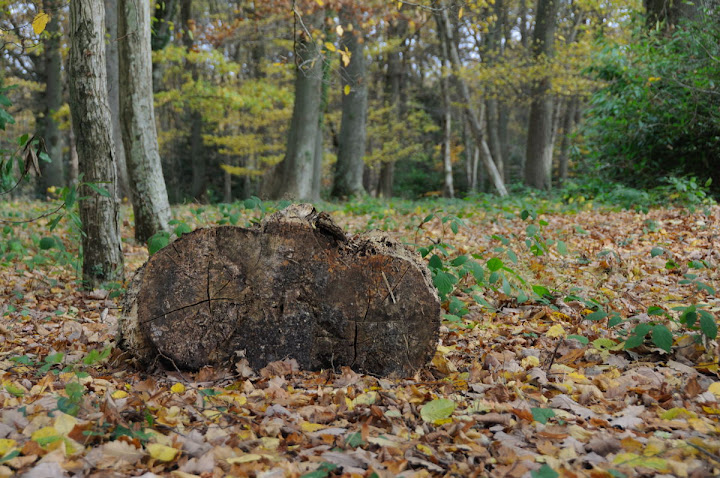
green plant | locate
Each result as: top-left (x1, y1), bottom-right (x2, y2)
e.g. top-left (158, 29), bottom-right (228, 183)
top-left (580, 11), bottom-right (720, 196)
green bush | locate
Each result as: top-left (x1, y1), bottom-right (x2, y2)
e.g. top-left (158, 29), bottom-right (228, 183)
top-left (580, 9), bottom-right (720, 194)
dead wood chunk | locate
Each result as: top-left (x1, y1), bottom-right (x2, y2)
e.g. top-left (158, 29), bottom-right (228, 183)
top-left (118, 204), bottom-right (441, 376)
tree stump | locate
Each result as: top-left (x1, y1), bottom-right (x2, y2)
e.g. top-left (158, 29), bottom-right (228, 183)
top-left (118, 204), bottom-right (440, 376)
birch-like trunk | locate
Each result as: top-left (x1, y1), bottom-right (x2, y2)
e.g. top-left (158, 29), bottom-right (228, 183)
top-left (105, 0), bottom-right (129, 200)
top-left (436, 4), bottom-right (507, 197)
top-left (118, 0), bottom-right (171, 243)
top-left (68, 0), bottom-right (123, 287)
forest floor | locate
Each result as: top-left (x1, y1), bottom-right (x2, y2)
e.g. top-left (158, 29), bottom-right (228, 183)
top-left (1, 198), bottom-right (719, 477)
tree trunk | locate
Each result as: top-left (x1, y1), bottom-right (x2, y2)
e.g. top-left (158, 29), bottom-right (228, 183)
top-left (118, 0), bottom-right (172, 243)
top-left (105, 0), bottom-right (130, 200)
top-left (332, 11), bottom-right (368, 199)
top-left (436, 3), bottom-right (507, 197)
top-left (264, 30), bottom-right (323, 200)
top-left (37, 0), bottom-right (64, 195)
top-left (524, 0), bottom-right (560, 190)
top-left (377, 20), bottom-right (407, 199)
top-left (557, 95), bottom-right (578, 184)
top-left (119, 204), bottom-right (440, 376)
top-left (436, 20), bottom-right (454, 199)
top-left (485, 99), bottom-right (504, 182)
top-left (68, 0), bottom-right (123, 288)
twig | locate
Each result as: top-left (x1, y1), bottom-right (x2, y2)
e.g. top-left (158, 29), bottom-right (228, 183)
top-left (382, 271), bottom-right (397, 304)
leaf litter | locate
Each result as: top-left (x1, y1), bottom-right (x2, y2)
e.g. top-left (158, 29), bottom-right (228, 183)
top-left (0, 200), bottom-right (719, 477)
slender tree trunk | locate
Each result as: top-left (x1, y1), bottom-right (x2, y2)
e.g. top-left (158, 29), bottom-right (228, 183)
top-left (105, 0), bottom-right (129, 200)
top-left (37, 0), bottom-right (64, 195)
top-left (179, 0), bottom-right (206, 201)
top-left (378, 20), bottom-right (406, 198)
top-left (332, 10), bottom-right (367, 199)
top-left (557, 95), bottom-right (578, 184)
top-left (436, 3), bottom-right (507, 196)
top-left (118, 0), bottom-right (172, 243)
top-left (484, 0), bottom-right (505, 182)
top-left (264, 34), bottom-right (323, 200)
top-left (524, 0), bottom-right (560, 190)
top-left (223, 169), bottom-right (232, 203)
top-left (312, 43), bottom-right (331, 202)
top-left (68, 0), bottom-right (123, 287)
top-left (436, 13), bottom-right (454, 198)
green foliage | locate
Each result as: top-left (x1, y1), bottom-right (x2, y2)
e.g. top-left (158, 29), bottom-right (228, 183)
top-left (531, 407), bottom-right (556, 424)
top-left (581, 11), bottom-right (720, 194)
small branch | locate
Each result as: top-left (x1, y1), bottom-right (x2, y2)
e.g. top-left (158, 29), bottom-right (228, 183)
top-left (382, 271), bottom-right (397, 304)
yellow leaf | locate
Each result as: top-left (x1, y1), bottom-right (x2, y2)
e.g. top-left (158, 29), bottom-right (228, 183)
top-left (546, 324), bottom-right (566, 338)
top-left (660, 407), bottom-right (696, 420)
top-left (260, 437), bottom-right (279, 450)
top-left (54, 413), bottom-right (78, 435)
top-left (416, 443), bottom-right (433, 455)
top-left (170, 383), bottom-right (185, 394)
top-left (315, 0), bottom-right (324, 5)
top-left (147, 443), bottom-right (179, 462)
top-left (708, 382), bottom-right (720, 397)
top-left (31, 426), bottom-right (60, 445)
top-left (0, 439), bottom-right (16, 456)
top-left (227, 453), bottom-right (263, 464)
top-left (336, 25), bottom-right (344, 37)
top-left (341, 51), bottom-right (350, 67)
top-left (397, 1), bottom-right (402, 9)
top-left (112, 390), bottom-right (128, 399)
top-left (301, 422), bottom-right (326, 432)
top-left (343, 84), bottom-right (351, 96)
top-left (324, 42), bottom-right (336, 52)
top-left (32, 12), bottom-right (50, 35)
top-left (458, 7), bottom-right (463, 19)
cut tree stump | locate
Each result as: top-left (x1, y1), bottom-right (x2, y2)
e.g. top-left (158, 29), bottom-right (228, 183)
top-left (118, 204), bottom-right (440, 376)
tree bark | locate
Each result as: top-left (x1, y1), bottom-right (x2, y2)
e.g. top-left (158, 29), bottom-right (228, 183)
top-left (105, 0), bottom-right (130, 200)
top-left (557, 95), bottom-right (578, 184)
top-left (377, 19), bottom-right (407, 199)
top-left (37, 0), bottom-right (65, 195)
top-left (264, 27), bottom-right (323, 201)
top-left (332, 10), bottom-right (368, 199)
top-left (119, 204), bottom-right (440, 376)
top-left (435, 12), bottom-right (455, 198)
top-left (118, 0), bottom-right (172, 243)
top-left (68, 0), bottom-right (124, 288)
top-left (436, 3), bottom-right (507, 197)
top-left (524, 0), bottom-right (560, 190)
top-left (180, 0), bottom-right (207, 202)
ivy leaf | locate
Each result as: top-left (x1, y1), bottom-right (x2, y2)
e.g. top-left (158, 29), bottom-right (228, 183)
top-left (487, 257), bottom-right (503, 271)
top-left (433, 271), bottom-right (456, 296)
top-left (585, 310), bottom-right (607, 321)
top-left (651, 324), bottom-right (672, 353)
top-left (531, 464), bottom-right (559, 478)
top-left (699, 311), bottom-right (718, 339)
top-left (148, 232), bottom-right (170, 256)
top-left (650, 247), bottom-right (664, 257)
top-left (531, 407), bottom-right (555, 424)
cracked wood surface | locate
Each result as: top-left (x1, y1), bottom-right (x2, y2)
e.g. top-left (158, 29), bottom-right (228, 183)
top-left (119, 204), bottom-right (441, 376)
